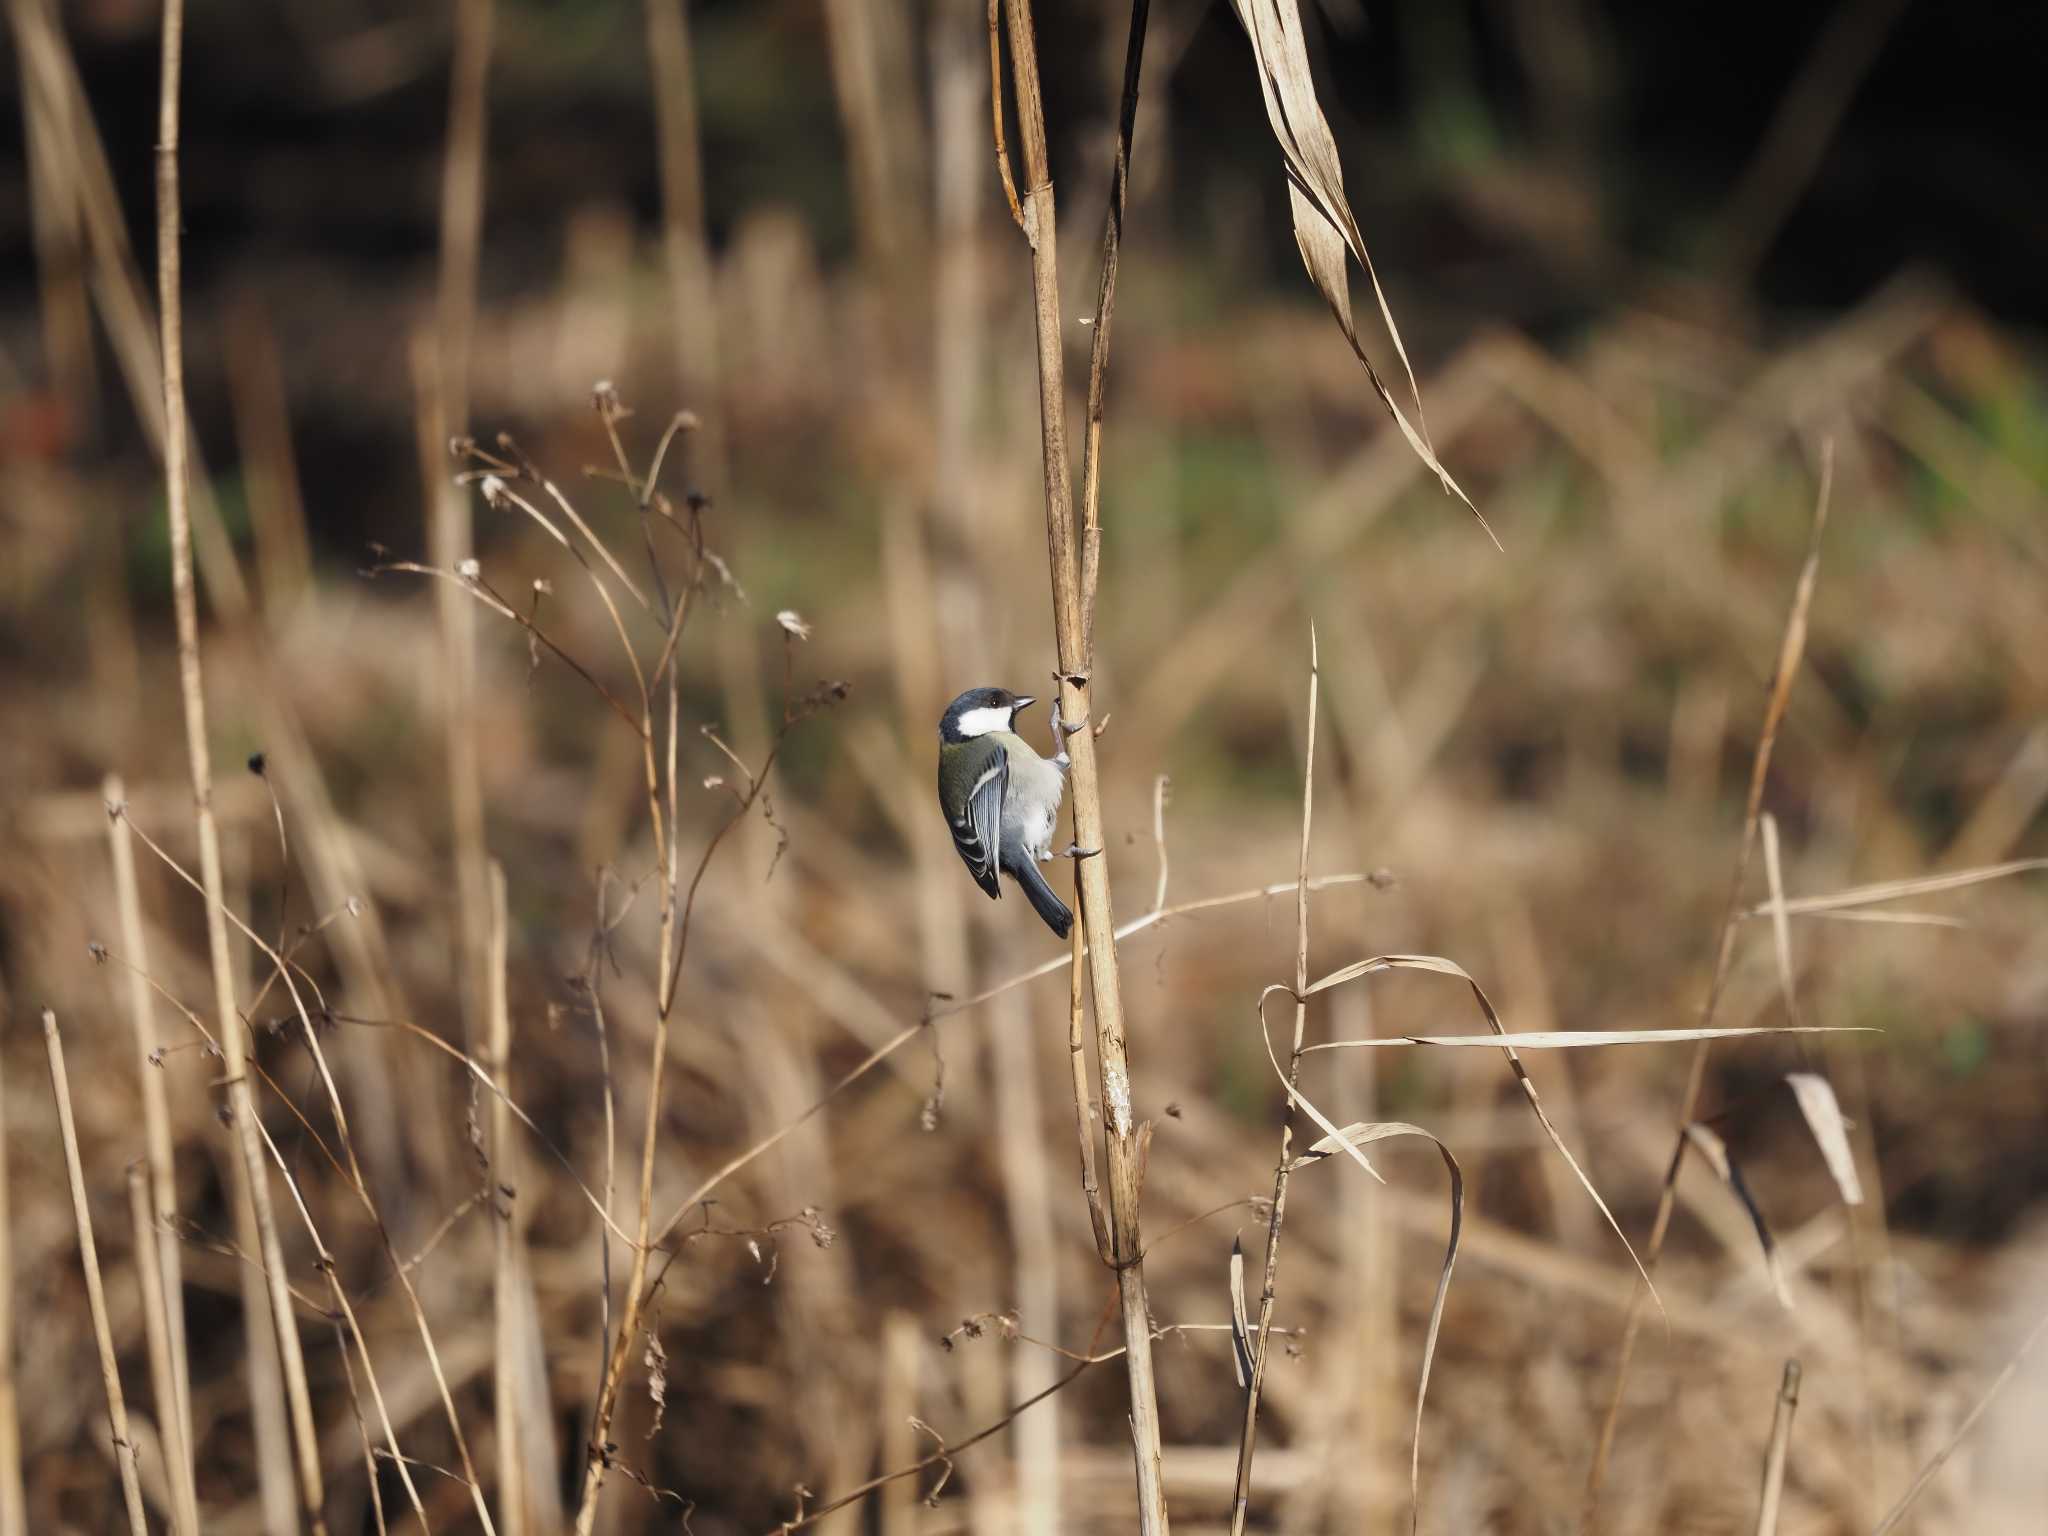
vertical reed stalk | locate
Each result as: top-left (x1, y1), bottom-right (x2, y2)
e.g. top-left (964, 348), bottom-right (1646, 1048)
top-left (155, 3), bottom-right (330, 1526)
top-left (488, 862), bottom-right (526, 1536)
top-left (105, 772), bottom-right (193, 1495)
top-left (128, 1163), bottom-right (198, 1536)
top-left (44, 1011), bottom-right (149, 1536)
top-left (994, 1), bottom-right (1167, 1527)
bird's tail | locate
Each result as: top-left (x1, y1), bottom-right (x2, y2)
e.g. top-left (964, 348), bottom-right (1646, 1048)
top-left (1008, 857), bottom-right (1073, 940)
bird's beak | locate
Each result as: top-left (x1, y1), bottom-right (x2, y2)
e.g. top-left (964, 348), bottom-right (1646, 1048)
top-left (1014, 695), bottom-right (1036, 711)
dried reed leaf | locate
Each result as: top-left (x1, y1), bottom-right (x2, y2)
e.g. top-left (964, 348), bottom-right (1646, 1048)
top-left (1225, 0), bottom-right (1493, 545)
top-left (1305, 1025), bottom-right (1864, 1050)
top-left (1683, 1122), bottom-right (1792, 1309)
top-left (1785, 1072), bottom-right (1864, 1207)
top-left (1229, 1237), bottom-right (1253, 1390)
top-left (1278, 952), bottom-right (1665, 1318)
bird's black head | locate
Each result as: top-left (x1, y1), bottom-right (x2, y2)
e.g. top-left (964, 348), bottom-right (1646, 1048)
top-left (939, 686), bottom-right (1035, 743)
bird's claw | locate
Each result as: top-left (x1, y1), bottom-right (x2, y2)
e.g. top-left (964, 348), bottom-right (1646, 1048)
top-left (1059, 843), bottom-right (1102, 861)
top-left (1050, 699), bottom-right (1087, 766)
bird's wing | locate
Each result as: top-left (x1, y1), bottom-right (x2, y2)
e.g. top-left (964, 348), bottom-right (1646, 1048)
top-left (946, 735), bottom-right (1007, 900)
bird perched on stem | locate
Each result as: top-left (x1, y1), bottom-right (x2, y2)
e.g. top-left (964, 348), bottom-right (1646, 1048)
top-left (937, 685), bottom-right (1076, 939)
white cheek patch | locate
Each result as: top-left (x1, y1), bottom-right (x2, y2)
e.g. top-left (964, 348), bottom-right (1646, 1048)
top-left (954, 705), bottom-right (1012, 737)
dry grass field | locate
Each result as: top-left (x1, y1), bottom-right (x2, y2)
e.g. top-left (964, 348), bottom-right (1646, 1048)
top-left (2, 3), bottom-right (2045, 1534)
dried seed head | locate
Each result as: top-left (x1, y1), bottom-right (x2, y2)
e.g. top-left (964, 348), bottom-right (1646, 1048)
top-left (458, 557), bottom-right (482, 581)
top-left (775, 609), bottom-right (813, 641)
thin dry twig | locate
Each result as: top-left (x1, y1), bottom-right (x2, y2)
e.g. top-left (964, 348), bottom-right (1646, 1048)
top-left (1754, 1359), bottom-right (1802, 1536)
top-left (44, 1011), bottom-right (149, 1536)
top-left (1229, 625), bottom-right (1317, 1534)
top-left (1583, 442), bottom-right (1836, 1528)
top-left (1870, 1303), bottom-right (2048, 1535)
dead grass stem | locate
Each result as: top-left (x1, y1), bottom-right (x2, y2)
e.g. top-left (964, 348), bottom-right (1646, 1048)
top-left (43, 1010), bottom-right (149, 1536)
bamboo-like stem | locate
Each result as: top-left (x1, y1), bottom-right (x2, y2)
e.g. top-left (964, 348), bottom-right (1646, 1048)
top-left (43, 1011), bottom-right (149, 1536)
top-left (106, 772), bottom-right (193, 1501)
top-left (1228, 626), bottom-right (1317, 1533)
top-left (1582, 446), bottom-right (1833, 1528)
top-left (155, 3), bottom-right (330, 1527)
top-left (1753, 1359), bottom-right (1801, 1536)
top-left (995, 1), bottom-right (1167, 1528)
top-left (128, 1163), bottom-right (199, 1536)
top-left (0, 1009), bottom-right (28, 1536)
top-left (488, 862), bottom-right (526, 1536)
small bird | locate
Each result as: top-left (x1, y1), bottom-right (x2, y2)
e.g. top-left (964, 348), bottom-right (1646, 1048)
top-left (937, 685), bottom-right (1073, 939)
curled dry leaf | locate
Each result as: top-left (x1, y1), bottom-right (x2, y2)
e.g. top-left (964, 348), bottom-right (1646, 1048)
top-left (1280, 1115), bottom-right (1463, 1534)
top-left (1225, 0), bottom-right (1492, 545)
top-left (1785, 1072), bottom-right (1864, 1207)
top-left (1683, 1121), bottom-right (1792, 1309)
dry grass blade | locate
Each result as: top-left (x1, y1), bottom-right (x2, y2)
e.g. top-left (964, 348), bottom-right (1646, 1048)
top-left (1282, 1116), bottom-right (1464, 1532)
top-left (1302, 1025), bottom-right (1865, 1050)
top-left (1754, 1359), bottom-right (1801, 1536)
top-left (1224, 0), bottom-right (1490, 542)
top-left (1741, 857), bottom-right (2048, 917)
top-left (1785, 1073), bottom-right (1864, 1207)
top-left (1681, 1122), bottom-right (1792, 1310)
top-left (1273, 952), bottom-right (1667, 1315)
top-left (43, 1011), bottom-right (149, 1536)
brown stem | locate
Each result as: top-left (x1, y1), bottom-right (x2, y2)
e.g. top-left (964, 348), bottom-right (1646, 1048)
top-left (996, 0), bottom-right (1167, 1528)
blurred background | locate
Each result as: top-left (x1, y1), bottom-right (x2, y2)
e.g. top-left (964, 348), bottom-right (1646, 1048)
top-left (3, 0), bottom-right (2047, 1532)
